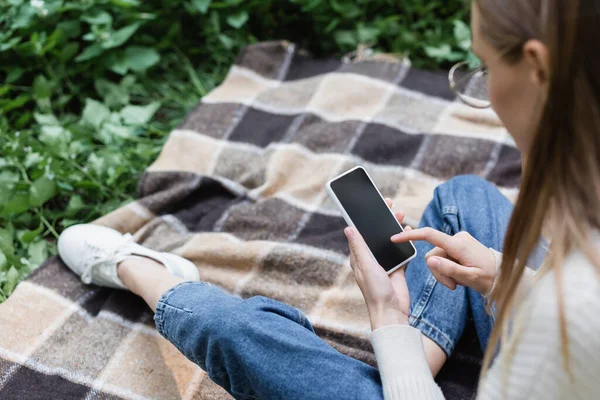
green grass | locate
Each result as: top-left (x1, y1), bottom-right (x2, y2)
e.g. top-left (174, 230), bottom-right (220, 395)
top-left (0, 0), bottom-right (473, 301)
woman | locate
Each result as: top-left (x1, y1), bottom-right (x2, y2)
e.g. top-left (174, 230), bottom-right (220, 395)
top-left (57, 0), bottom-right (600, 398)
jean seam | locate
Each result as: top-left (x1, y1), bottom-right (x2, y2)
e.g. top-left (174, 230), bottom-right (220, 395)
top-left (412, 318), bottom-right (454, 356)
top-left (208, 369), bottom-right (230, 378)
top-left (410, 274), bottom-right (437, 320)
top-left (415, 317), bottom-right (455, 350)
top-left (155, 281), bottom-right (210, 339)
top-left (441, 222), bottom-right (453, 235)
top-left (162, 303), bottom-right (193, 314)
top-left (442, 205), bottom-right (458, 215)
top-left (155, 281), bottom-right (192, 336)
top-left (231, 390), bottom-right (260, 400)
top-left (295, 307), bottom-right (308, 327)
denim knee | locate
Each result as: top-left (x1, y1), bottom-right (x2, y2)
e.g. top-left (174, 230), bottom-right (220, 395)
top-left (432, 175), bottom-right (512, 234)
top-left (445, 174), bottom-right (489, 188)
top-left (434, 175), bottom-right (494, 204)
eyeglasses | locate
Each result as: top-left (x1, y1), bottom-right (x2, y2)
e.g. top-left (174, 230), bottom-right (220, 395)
top-left (448, 61), bottom-right (491, 109)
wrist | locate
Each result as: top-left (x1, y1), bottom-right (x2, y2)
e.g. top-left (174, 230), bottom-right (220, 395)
top-left (369, 303), bottom-right (409, 330)
top-left (485, 247), bottom-right (501, 297)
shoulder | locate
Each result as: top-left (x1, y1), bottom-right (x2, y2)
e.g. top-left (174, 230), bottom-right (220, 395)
top-left (532, 246), bottom-right (600, 318)
top-left (479, 246), bottom-right (600, 399)
top-left (527, 246), bottom-right (600, 343)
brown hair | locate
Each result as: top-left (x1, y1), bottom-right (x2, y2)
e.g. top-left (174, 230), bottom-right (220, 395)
top-left (475, 0), bottom-right (600, 382)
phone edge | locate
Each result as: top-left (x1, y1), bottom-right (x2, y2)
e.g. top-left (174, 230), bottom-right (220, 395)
top-left (325, 166), bottom-right (418, 275)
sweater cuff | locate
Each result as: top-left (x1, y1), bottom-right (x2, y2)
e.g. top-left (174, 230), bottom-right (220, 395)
top-left (486, 248), bottom-right (503, 298)
top-left (369, 325), bottom-right (432, 378)
top-left (490, 248), bottom-right (503, 271)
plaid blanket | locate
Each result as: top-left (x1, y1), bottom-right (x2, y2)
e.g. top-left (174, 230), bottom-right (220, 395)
top-left (0, 42), bottom-right (520, 400)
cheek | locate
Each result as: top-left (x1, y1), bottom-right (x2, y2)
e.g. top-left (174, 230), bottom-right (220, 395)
top-left (488, 66), bottom-right (538, 153)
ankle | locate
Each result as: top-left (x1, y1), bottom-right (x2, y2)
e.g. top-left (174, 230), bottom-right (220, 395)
top-left (117, 256), bottom-right (166, 292)
top-left (118, 255), bottom-right (163, 272)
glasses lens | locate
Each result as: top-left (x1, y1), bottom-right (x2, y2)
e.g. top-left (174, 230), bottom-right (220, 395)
top-left (451, 63), bottom-right (490, 108)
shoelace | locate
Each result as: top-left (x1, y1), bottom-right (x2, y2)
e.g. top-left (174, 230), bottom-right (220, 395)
top-left (80, 233), bottom-right (134, 284)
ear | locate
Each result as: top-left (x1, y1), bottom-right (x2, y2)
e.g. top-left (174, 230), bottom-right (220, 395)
top-left (522, 39), bottom-right (551, 88)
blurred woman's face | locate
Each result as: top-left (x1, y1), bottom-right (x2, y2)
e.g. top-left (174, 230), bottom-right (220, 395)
top-left (471, 5), bottom-right (546, 157)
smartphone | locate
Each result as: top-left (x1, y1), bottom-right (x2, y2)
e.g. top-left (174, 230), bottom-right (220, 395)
top-left (326, 166), bottom-right (417, 274)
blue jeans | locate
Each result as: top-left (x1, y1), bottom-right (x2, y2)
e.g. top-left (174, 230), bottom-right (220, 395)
top-left (154, 175), bottom-right (545, 400)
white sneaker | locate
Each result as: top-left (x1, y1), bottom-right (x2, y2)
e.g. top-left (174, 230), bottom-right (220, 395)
top-left (58, 224), bottom-right (200, 290)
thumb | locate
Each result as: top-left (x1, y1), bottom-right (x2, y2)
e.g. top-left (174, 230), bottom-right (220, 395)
top-left (344, 227), bottom-right (375, 264)
top-left (428, 256), bottom-right (472, 288)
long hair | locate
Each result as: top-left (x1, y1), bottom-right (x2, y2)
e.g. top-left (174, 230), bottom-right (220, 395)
top-left (475, 0), bottom-right (600, 382)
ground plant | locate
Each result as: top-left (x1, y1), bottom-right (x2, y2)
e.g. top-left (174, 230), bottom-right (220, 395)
top-left (0, 0), bottom-right (472, 300)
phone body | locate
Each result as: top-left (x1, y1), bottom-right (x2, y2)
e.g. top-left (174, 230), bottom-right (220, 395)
top-left (326, 166), bottom-right (417, 275)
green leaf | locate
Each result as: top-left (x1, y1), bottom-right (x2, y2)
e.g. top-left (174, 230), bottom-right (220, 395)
top-left (191, 0), bottom-right (211, 14)
top-left (12, 6), bottom-right (35, 29)
top-left (454, 20), bottom-right (472, 51)
top-left (111, 0), bottom-right (140, 7)
top-left (34, 113), bottom-right (59, 125)
top-left (102, 23), bottom-right (141, 49)
top-left (83, 32), bottom-right (97, 41)
top-left (14, 113), bottom-right (32, 129)
top-left (66, 195), bottom-right (85, 216)
top-left (425, 44), bottom-right (463, 62)
top-left (33, 75), bottom-right (52, 99)
top-left (123, 46), bottom-right (161, 72)
top-left (466, 51), bottom-right (481, 69)
top-left (19, 224), bottom-right (43, 244)
top-left (60, 218), bottom-right (80, 228)
top-left (0, 226), bottom-right (14, 258)
top-left (218, 34), bottom-right (234, 50)
top-left (334, 30), bottom-right (356, 47)
top-left (24, 153), bottom-right (43, 169)
top-left (1, 193), bottom-right (31, 216)
top-left (357, 25), bottom-right (380, 43)
top-left (1, 95), bottom-right (29, 112)
top-left (330, 0), bottom-right (361, 18)
top-left (0, 251), bottom-right (7, 272)
top-left (120, 102), bottom-right (161, 125)
top-left (29, 176), bottom-right (57, 207)
top-left (226, 11), bottom-right (249, 29)
top-left (95, 79), bottom-right (130, 108)
top-left (324, 19), bottom-right (340, 34)
top-left (28, 240), bottom-right (48, 268)
top-left (100, 123), bottom-right (135, 142)
top-left (120, 75), bottom-right (137, 89)
top-left (210, 10), bottom-right (221, 32)
top-left (105, 51), bottom-right (129, 75)
top-left (39, 125), bottom-right (72, 150)
top-left (82, 98), bottom-right (111, 128)
top-left (3, 266), bottom-right (19, 295)
top-left (81, 10), bottom-right (113, 25)
top-left (60, 42), bottom-right (80, 61)
top-left (57, 20), bottom-right (82, 38)
top-left (75, 42), bottom-right (104, 61)
top-left (0, 170), bottom-right (19, 189)
top-left (0, 37), bottom-right (22, 52)
top-left (5, 68), bottom-right (24, 84)
top-left (87, 153), bottom-right (106, 176)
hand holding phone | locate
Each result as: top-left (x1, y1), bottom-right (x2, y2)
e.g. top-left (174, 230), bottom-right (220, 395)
top-left (326, 166), bottom-right (415, 329)
top-left (326, 166), bottom-right (417, 274)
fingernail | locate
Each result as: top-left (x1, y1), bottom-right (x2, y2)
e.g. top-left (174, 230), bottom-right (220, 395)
top-left (390, 234), bottom-right (401, 241)
top-left (431, 257), bottom-right (440, 267)
top-left (344, 227), bottom-right (353, 238)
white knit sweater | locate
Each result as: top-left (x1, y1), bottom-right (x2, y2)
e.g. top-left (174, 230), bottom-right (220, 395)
top-left (370, 236), bottom-right (600, 400)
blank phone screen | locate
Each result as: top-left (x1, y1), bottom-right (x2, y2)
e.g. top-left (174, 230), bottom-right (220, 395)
top-left (331, 168), bottom-right (416, 272)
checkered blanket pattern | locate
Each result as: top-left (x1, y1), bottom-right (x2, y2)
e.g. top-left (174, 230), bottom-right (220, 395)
top-left (0, 41), bottom-right (521, 400)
